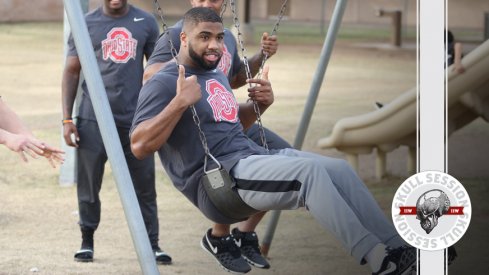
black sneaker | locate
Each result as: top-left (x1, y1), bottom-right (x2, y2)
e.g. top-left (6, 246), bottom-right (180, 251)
top-left (372, 246), bottom-right (416, 275)
top-left (74, 248), bottom-right (93, 262)
top-left (74, 229), bottom-right (94, 262)
top-left (153, 246), bottom-right (172, 265)
top-left (232, 228), bottom-right (270, 269)
top-left (200, 228), bottom-right (251, 274)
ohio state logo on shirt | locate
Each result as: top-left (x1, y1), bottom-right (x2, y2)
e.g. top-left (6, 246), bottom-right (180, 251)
top-left (206, 79), bottom-right (238, 123)
top-left (217, 44), bottom-right (232, 76)
top-left (101, 27), bottom-right (138, 63)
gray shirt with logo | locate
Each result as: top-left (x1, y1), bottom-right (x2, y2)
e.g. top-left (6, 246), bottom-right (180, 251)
top-left (67, 5), bottom-right (159, 128)
top-left (131, 64), bottom-right (267, 223)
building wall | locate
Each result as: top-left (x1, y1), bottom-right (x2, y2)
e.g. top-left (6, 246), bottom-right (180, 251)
top-left (1, 0), bottom-right (488, 30)
top-left (0, 0), bottom-right (64, 22)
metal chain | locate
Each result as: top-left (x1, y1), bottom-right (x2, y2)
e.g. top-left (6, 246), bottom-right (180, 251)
top-left (229, 0), bottom-right (254, 82)
top-left (220, 0), bottom-right (228, 18)
top-left (152, 0), bottom-right (213, 161)
top-left (229, 0), bottom-right (288, 151)
top-left (255, 0), bottom-right (288, 79)
top-left (229, 0), bottom-right (267, 150)
top-left (153, 0), bottom-right (179, 65)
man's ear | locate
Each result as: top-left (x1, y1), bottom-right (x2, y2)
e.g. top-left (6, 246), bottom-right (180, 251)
top-left (180, 32), bottom-right (187, 47)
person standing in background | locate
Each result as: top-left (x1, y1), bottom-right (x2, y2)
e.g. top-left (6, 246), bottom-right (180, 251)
top-left (61, 0), bottom-right (171, 265)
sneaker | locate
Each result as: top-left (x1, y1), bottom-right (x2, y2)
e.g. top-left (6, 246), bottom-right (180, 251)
top-left (74, 229), bottom-right (94, 262)
top-left (232, 228), bottom-right (270, 269)
top-left (74, 248), bottom-right (93, 262)
top-left (372, 246), bottom-right (416, 275)
top-left (153, 247), bottom-right (172, 265)
top-left (200, 228), bottom-right (251, 274)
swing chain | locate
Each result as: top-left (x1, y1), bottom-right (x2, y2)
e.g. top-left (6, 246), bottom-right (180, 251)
top-left (153, 0), bottom-right (212, 160)
top-left (153, 0), bottom-right (179, 66)
top-left (229, 0), bottom-right (287, 152)
top-left (250, 1), bottom-right (288, 148)
top-left (220, 0), bottom-right (228, 18)
top-left (229, 0), bottom-right (268, 151)
top-left (190, 106), bottom-right (211, 156)
top-left (229, 0), bottom-right (254, 82)
top-left (256, 0), bottom-right (288, 80)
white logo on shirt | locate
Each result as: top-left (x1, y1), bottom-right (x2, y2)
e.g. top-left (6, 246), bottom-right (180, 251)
top-left (133, 17), bottom-right (145, 22)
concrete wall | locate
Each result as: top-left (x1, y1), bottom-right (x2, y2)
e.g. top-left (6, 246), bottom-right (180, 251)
top-left (0, 0), bottom-right (152, 22)
top-left (1, 0), bottom-right (488, 30)
top-left (0, 0), bottom-right (64, 22)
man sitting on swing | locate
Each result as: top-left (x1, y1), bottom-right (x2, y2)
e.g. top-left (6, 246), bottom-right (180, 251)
top-left (145, 0), bottom-right (290, 271)
top-left (131, 7), bottom-right (416, 275)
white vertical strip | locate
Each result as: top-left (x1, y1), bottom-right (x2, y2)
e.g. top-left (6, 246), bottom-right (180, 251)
top-left (418, 0), bottom-right (446, 274)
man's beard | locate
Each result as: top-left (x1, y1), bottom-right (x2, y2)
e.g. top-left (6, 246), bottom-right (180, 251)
top-left (188, 43), bottom-right (222, 70)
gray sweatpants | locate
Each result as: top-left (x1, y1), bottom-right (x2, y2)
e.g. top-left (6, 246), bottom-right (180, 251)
top-left (230, 148), bottom-right (404, 264)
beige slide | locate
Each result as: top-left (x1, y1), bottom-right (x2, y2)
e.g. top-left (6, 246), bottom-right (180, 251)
top-left (318, 39), bottom-right (489, 179)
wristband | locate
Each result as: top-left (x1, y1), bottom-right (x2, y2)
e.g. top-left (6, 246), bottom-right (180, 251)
top-left (62, 118), bottom-right (73, 125)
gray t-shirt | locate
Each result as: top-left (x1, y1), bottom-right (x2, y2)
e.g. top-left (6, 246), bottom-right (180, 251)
top-left (67, 5), bottom-right (159, 128)
top-left (131, 64), bottom-right (267, 223)
top-left (147, 20), bottom-right (241, 80)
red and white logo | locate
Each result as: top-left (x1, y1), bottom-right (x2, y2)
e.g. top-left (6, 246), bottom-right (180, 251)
top-left (206, 79), bottom-right (238, 123)
top-left (101, 27), bottom-right (138, 63)
top-left (217, 44), bottom-right (232, 77)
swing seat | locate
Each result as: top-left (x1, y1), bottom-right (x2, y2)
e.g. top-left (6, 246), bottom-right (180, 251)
top-left (202, 168), bottom-right (260, 222)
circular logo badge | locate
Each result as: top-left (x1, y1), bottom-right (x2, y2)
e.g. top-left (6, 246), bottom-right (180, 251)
top-left (391, 171), bottom-right (471, 251)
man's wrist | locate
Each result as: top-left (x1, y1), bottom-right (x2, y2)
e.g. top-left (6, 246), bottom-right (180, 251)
top-left (62, 118), bottom-right (73, 125)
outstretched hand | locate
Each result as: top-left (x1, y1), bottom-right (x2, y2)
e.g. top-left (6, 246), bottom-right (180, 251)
top-left (176, 65), bottom-right (201, 107)
top-left (5, 133), bottom-right (64, 168)
top-left (246, 65), bottom-right (274, 107)
top-left (37, 143), bottom-right (65, 168)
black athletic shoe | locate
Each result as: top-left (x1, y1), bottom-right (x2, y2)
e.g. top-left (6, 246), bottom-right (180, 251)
top-left (153, 246), bottom-right (172, 265)
top-left (75, 229), bottom-right (94, 262)
top-left (231, 228), bottom-right (270, 269)
top-left (372, 246), bottom-right (416, 275)
top-left (200, 228), bottom-right (251, 274)
top-left (74, 248), bottom-right (93, 262)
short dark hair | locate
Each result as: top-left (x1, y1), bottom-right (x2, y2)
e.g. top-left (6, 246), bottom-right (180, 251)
top-left (182, 7), bottom-right (222, 31)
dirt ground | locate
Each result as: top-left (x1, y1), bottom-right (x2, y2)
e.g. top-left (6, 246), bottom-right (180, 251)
top-left (0, 22), bottom-right (488, 275)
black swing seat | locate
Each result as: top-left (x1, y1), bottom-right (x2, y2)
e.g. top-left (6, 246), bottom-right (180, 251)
top-left (202, 168), bottom-right (260, 222)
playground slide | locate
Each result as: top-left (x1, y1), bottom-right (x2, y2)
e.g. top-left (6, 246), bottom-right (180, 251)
top-left (317, 38), bottom-right (489, 177)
